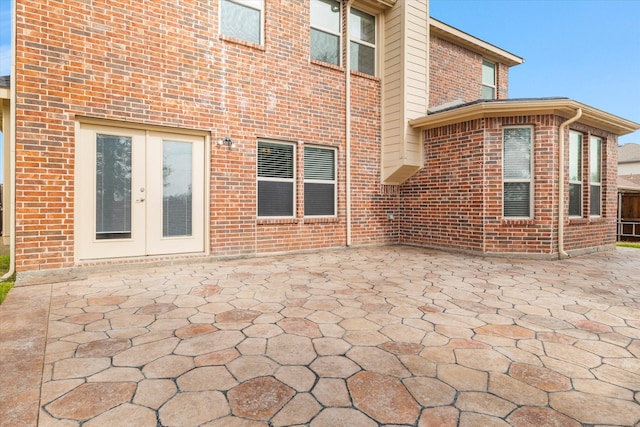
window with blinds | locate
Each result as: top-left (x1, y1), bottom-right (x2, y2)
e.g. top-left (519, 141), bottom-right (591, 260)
top-left (257, 141), bottom-right (295, 217)
top-left (304, 146), bottom-right (336, 216)
top-left (569, 131), bottom-right (583, 217)
top-left (503, 127), bottom-right (532, 218)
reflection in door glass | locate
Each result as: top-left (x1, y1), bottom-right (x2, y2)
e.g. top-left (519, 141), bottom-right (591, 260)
top-left (163, 141), bottom-right (193, 237)
top-left (96, 134), bottom-right (132, 239)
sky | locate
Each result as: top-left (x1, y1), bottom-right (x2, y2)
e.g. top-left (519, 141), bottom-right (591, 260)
top-left (0, 0), bottom-right (638, 158)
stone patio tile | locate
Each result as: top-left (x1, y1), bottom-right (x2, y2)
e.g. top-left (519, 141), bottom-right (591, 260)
top-left (550, 391), bottom-right (640, 426)
top-left (106, 327), bottom-right (148, 340)
top-left (112, 337), bottom-right (180, 367)
top-left (131, 330), bottom-right (174, 346)
top-left (228, 377), bottom-right (294, 420)
top-left (310, 408), bottom-right (377, 427)
top-left (159, 391), bottom-right (229, 426)
top-left (488, 373), bottom-right (548, 406)
top-left (318, 323), bottom-right (345, 338)
top-left (592, 363), bottom-right (640, 390)
top-left (109, 314), bottom-right (155, 329)
top-left (40, 379), bottom-right (84, 405)
top-left (348, 372), bottom-right (420, 425)
top-left (243, 323), bottom-right (283, 338)
top-left (271, 393), bottom-right (321, 426)
top-left (455, 392), bottom-right (516, 417)
top-left (178, 366), bottom-right (238, 391)
top-left (312, 378), bottom-right (351, 406)
top-left (508, 363), bottom-right (571, 392)
top-left (174, 331), bottom-right (243, 356)
top-left (274, 366), bottom-right (317, 392)
top-left (237, 337), bottom-right (267, 355)
top-left (437, 364), bottom-right (488, 391)
top-left (454, 349), bottom-right (511, 373)
top-left (380, 324), bottom-right (426, 343)
top-left (194, 348), bottom-right (240, 366)
top-left (46, 382), bottom-right (136, 420)
top-left (575, 339), bottom-right (633, 358)
top-left (83, 403), bottom-right (157, 427)
top-left (313, 337), bottom-right (351, 355)
top-left (539, 356), bottom-right (594, 379)
top-left (275, 317), bottom-right (322, 337)
top-left (88, 367), bottom-right (144, 383)
top-left (133, 379), bottom-right (177, 409)
top-left (572, 378), bottom-right (634, 400)
top-left (52, 357), bottom-right (111, 380)
top-left (418, 406), bottom-right (459, 427)
top-left (346, 346), bottom-right (410, 377)
top-left (542, 342), bottom-right (602, 368)
top-left (310, 356), bottom-right (361, 378)
top-left (227, 356), bottom-right (279, 382)
top-left (38, 409), bottom-right (79, 427)
top-left (403, 377), bottom-right (456, 406)
top-left (585, 309), bottom-right (627, 327)
top-left (506, 407), bottom-right (581, 427)
top-left (143, 355), bottom-right (194, 378)
top-left (342, 330), bottom-right (388, 346)
top-left (474, 324), bottom-right (535, 339)
top-left (266, 334), bottom-right (316, 365)
top-left (459, 412), bottom-right (511, 427)
top-left (202, 417), bottom-right (268, 427)
top-left (175, 323), bottom-right (217, 339)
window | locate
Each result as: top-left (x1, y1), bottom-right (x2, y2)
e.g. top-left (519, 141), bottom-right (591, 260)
top-left (257, 141), bottom-right (295, 217)
top-left (503, 127), bottom-right (532, 218)
top-left (350, 8), bottom-right (376, 76)
top-left (220, 0), bottom-right (263, 44)
top-left (304, 146), bottom-right (336, 216)
top-left (311, 0), bottom-right (341, 65)
top-left (569, 131), bottom-right (582, 217)
top-left (589, 136), bottom-right (602, 216)
top-left (482, 60), bottom-right (496, 99)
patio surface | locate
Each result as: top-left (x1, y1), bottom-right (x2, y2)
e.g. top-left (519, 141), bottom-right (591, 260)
top-left (1, 245), bottom-right (640, 426)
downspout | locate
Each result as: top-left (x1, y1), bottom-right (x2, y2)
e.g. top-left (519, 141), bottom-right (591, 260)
top-left (557, 108), bottom-right (582, 258)
top-left (345, 0), bottom-right (354, 246)
top-left (2, 0), bottom-right (17, 281)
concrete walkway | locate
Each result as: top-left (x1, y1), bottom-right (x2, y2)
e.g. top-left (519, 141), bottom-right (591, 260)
top-left (1, 245), bottom-right (639, 426)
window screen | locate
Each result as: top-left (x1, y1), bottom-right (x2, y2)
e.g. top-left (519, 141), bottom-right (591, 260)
top-left (304, 146), bottom-right (336, 216)
top-left (503, 127), bottom-right (532, 217)
top-left (258, 141), bottom-right (295, 217)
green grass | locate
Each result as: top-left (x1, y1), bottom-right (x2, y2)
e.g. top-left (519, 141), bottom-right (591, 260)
top-left (617, 242), bottom-right (640, 249)
top-left (0, 254), bottom-right (14, 305)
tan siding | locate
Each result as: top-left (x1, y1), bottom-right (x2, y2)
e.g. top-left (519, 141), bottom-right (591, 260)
top-left (381, 0), bottom-right (428, 184)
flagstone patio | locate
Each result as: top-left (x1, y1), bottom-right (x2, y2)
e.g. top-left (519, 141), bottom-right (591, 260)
top-left (1, 245), bottom-right (639, 426)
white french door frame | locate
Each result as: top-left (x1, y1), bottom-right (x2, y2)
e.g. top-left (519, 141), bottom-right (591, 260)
top-left (75, 121), bottom-right (209, 262)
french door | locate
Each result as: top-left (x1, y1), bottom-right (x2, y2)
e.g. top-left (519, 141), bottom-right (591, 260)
top-left (76, 123), bottom-right (206, 261)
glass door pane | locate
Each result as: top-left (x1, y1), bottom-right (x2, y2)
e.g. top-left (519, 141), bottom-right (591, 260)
top-left (96, 134), bottom-right (132, 240)
top-left (162, 141), bottom-right (193, 237)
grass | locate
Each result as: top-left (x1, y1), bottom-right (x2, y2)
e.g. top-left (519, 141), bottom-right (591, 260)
top-left (617, 242), bottom-right (640, 249)
top-left (0, 254), bottom-right (14, 305)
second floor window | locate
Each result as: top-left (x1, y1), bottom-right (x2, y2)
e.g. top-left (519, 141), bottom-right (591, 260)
top-left (503, 127), bottom-right (533, 218)
top-left (311, 0), bottom-right (341, 66)
top-left (482, 60), bottom-right (496, 99)
top-left (220, 0), bottom-right (263, 45)
top-left (569, 131), bottom-right (583, 217)
top-left (589, 136), bottom-right (602, 217)
top-left (350, 8), bottom-right (376, 76)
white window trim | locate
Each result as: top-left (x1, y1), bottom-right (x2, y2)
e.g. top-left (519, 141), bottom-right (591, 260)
top-left (349, 6), bottom-right (377, 76)
top-left (589, 136), bottom-right (602, 218)
top-left (310, 0), bottom-right (342, 66)
top-left (569, 131), bottom-right (583, 218)
top-left (257, 140), bottom-right (296, 219)
top-left (482, 59), bottom-right (496, 100)
top-left (502, 125), bottom-right (534, 219)
top-left (304, 145), bottom-right (338, 218)
top-left (219, 0), bottom-right (265, 45)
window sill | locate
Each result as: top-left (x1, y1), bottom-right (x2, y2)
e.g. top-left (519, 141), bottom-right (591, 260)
top-left (568, 217), bottom-right (588, 225)
top-left (311, 59), bottom-right (344, 73)
top-left (257, 218), bottom-right (299, 225)
top-left (350, 69), bottom-right (380, 82)
top-left (501, 218), bottom-right (535, 225)
top-left (303, 217), bottom-right (339, 224)
top-left (220, 34), bottom-right (266, 52)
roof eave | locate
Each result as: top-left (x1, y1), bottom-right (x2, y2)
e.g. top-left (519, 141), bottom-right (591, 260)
top-left (409, 99), bottom-right (640, 136)
top-left (429, 18), bottom-right (524, 67)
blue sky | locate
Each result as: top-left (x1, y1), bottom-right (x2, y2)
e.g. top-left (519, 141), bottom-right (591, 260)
top-left (0, 0), bottom-right (638, 144)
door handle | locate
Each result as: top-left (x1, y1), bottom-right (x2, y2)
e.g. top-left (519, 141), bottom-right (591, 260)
top-left (136, 198), bottom-right (145, 203)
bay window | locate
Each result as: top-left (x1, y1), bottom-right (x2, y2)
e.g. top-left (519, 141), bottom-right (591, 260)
top-left (569, 131), bottom-right (582, 217)
top-left (503, 127), bottom-right (533, 218)
top-left (589, 136), bottom-right (602, 216)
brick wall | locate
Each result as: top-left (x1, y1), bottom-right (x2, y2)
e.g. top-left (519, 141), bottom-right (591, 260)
top-left (14, 0), bottom-right (396, 271)
top-left (401, 114), bottom-right (617, 256)
top-left (429, 35), bottom-right (509, 110)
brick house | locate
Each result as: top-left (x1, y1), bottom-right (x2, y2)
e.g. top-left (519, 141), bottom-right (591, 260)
top-left (1, 0), bottom-right (638, 278)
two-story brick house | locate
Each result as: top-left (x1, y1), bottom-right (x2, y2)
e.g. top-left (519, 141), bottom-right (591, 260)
top-left (1, 0), bottom-right (638, 278)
